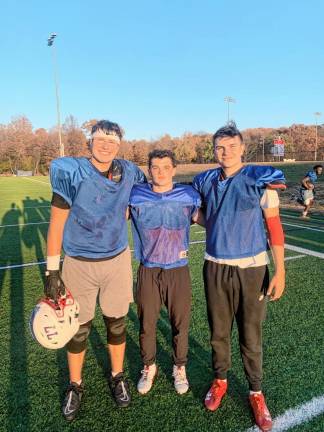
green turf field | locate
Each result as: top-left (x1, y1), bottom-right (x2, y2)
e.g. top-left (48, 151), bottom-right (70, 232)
top-left (0, 168), bottom-right (323, 432)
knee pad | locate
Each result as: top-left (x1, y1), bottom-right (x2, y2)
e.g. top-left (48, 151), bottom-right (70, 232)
top-left (103, 316), bottom-right (126, 345)
top-left (66, 320), bottom-right (92, 353)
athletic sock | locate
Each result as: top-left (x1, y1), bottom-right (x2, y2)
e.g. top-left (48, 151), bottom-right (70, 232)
top-left (71, 379), bottom-right (82, 386)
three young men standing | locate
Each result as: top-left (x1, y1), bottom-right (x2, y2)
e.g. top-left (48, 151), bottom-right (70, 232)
top-left (45, 119), bottom-right (286, 431)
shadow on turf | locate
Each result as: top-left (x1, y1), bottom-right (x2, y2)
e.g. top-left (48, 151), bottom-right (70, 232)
top-left (21, 196), bottom-right (50, 279)
top-left (0, 203), bottom-right (31, 430)
top-left (0, 198), bottom-right (52, 430)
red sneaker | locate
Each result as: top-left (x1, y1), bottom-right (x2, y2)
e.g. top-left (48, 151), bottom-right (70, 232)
top-left (249, 393), bottom-right (273, 431)
top-left (204, 379), bottom-right (227, 411)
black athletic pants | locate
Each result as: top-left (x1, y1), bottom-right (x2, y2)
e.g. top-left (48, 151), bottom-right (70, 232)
top-left (136, 264), bottom-right (192, 366)
top-left (203, 261), bottom-right (269, 391)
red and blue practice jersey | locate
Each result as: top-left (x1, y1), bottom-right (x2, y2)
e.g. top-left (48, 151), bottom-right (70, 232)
top-left (50, 157), bottom-right (146, 258)
top-left (129, 183), bottom-right (201, 269)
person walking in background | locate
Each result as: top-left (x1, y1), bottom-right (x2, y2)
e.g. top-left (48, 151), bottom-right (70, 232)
top-left (298, 164), bottom-right (323, 219)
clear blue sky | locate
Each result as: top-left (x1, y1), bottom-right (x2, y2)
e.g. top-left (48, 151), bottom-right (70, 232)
top-left (1, 0), bottom-right (323, 139)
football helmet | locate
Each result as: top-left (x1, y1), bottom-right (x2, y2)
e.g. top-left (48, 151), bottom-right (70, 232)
top-left (30, 291), bottom-right (80, 349)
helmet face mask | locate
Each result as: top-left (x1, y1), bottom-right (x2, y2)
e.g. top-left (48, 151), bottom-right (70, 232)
top-left (30, 292), bottom-right (80, 349)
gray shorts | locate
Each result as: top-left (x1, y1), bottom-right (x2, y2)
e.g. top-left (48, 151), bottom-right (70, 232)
top-left (301, 189), bottom-right (314, 205)
top-left (62, 247), bottom-right (133, 324)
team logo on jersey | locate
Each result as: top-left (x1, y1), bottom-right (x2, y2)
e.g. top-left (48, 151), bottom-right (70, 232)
top-left (179, 250), bottom-right (188, 259)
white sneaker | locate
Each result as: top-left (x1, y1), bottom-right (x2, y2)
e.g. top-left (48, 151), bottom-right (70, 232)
top-left (137, 364), bottom-right (158, 395)
top-left (173, 365), bottom-right (189, 395)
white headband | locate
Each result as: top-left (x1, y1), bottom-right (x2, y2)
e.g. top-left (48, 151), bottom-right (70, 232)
top-left (91, 129), bottom-right (121, 143)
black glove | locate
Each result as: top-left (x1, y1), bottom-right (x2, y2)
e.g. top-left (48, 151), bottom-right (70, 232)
top-left (44, 270), bottom-right (66, 302)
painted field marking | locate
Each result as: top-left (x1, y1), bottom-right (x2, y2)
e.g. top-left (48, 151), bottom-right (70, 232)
top-left (281, 213), bottom-right (324, 225)
top-left (1, 205), bottom-right (50, 211)
top-left (23, 177), bottom-right (51, 186)
top-left (282, 222), bottom-right (324, 233)
top-left (284, 243), bottom-right (324, 259)
top-left (0, 197), bottom-right (51, 202)
top-left (284, 254), bottom-right (306, 261)
top-left (0, 241), bottom-right (312, 271)
top-left (0, 221), bottom-right (49, 228)
top-left (193, 223), bottom-right (324, 234)
top-left (285, 234), bottom-right (324, 248)
top-left (245, 394), bottom-right (324, 432)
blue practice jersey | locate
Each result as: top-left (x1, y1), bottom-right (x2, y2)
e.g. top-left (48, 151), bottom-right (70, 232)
top-left (193, 165), bottom-right (285, 259)
top-left (50, 157), bottom-right (146, 258)
top-left (305, 170), bottom-right (318, 185)
top-left (129, 183), bottom-right (201, 269)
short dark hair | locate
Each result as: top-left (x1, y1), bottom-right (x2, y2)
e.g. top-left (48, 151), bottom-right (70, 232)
top-left (148, 149), bottom-right (177, 168)
top-left (213, 121), bottom-right (243, 147)
top-left (91, 120), bottom-right (123, 140)
top-left (313, 164), bottom-right (323, 170)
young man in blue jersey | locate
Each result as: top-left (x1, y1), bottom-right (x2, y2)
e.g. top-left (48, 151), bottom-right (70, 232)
top-left (298, 164), bottom-right (323, 219)
top-left (193, 123), bottom-right (286, 432)
top-left (44, 120), bottom-right (146, 421)
top-left (129, 149), bottom-right (201, 395)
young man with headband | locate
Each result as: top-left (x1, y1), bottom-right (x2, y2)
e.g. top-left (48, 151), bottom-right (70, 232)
top-left (129, 149), bottom-right (201, 395)
top-left (193, 122), bottom-right (286, 432)
top-left (45, 120), bottom-right (146, 421)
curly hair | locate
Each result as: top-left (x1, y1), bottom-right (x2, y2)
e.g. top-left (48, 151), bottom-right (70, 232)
top-left (148, 149), bottom-right (178, 168)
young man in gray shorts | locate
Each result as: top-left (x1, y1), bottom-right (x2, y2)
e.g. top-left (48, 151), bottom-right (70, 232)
top-left (45, 120), bottom-right (146, 421)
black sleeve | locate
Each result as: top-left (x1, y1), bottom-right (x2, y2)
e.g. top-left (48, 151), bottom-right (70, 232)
top-left (51, 192), bottom-right (71, 209)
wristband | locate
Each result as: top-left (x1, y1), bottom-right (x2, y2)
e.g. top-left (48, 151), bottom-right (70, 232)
top-left (46, 255), bottom-right (61, 271)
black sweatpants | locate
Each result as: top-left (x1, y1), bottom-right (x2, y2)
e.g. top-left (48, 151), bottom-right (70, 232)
top-left (203, 261), bottom-right (269, 391)
top-left (136, 264), bottom-right (192, 366)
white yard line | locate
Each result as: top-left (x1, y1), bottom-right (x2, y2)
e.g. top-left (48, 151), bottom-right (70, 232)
top-left (284, 254), bottom-right (306, 261)
top-left (0, 242), bottom-right (311, 271)
top-left (194, 223), bottom-right (324, 234)
top-left (23, 177), bottom-right (51, 186)
top-left (245, 394), bottom-right (324, 432)
top-left (281, 213), bottom-right (324, 224)
top-left (0, 221), bottom-right (49, 228)
top-left (284, 244), bottom-right (324, 259)
top-left (1, 205), bottom-right (50, 211)
top-left (282, 222), bottom-right (324, 233)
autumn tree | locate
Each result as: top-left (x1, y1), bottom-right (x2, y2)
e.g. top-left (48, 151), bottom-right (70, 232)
top-left (63, 115), bottom-right (88, 157)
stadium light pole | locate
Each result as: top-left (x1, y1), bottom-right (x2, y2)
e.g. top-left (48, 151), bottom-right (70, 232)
top-left (314, 112), bottom-right (321, 161)
top-left (47, 33), bottom-right (64, 157)
top-left (260, 136), bottom-right (265, 162)
top-left (224, 96), bottom-right (236, 124)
